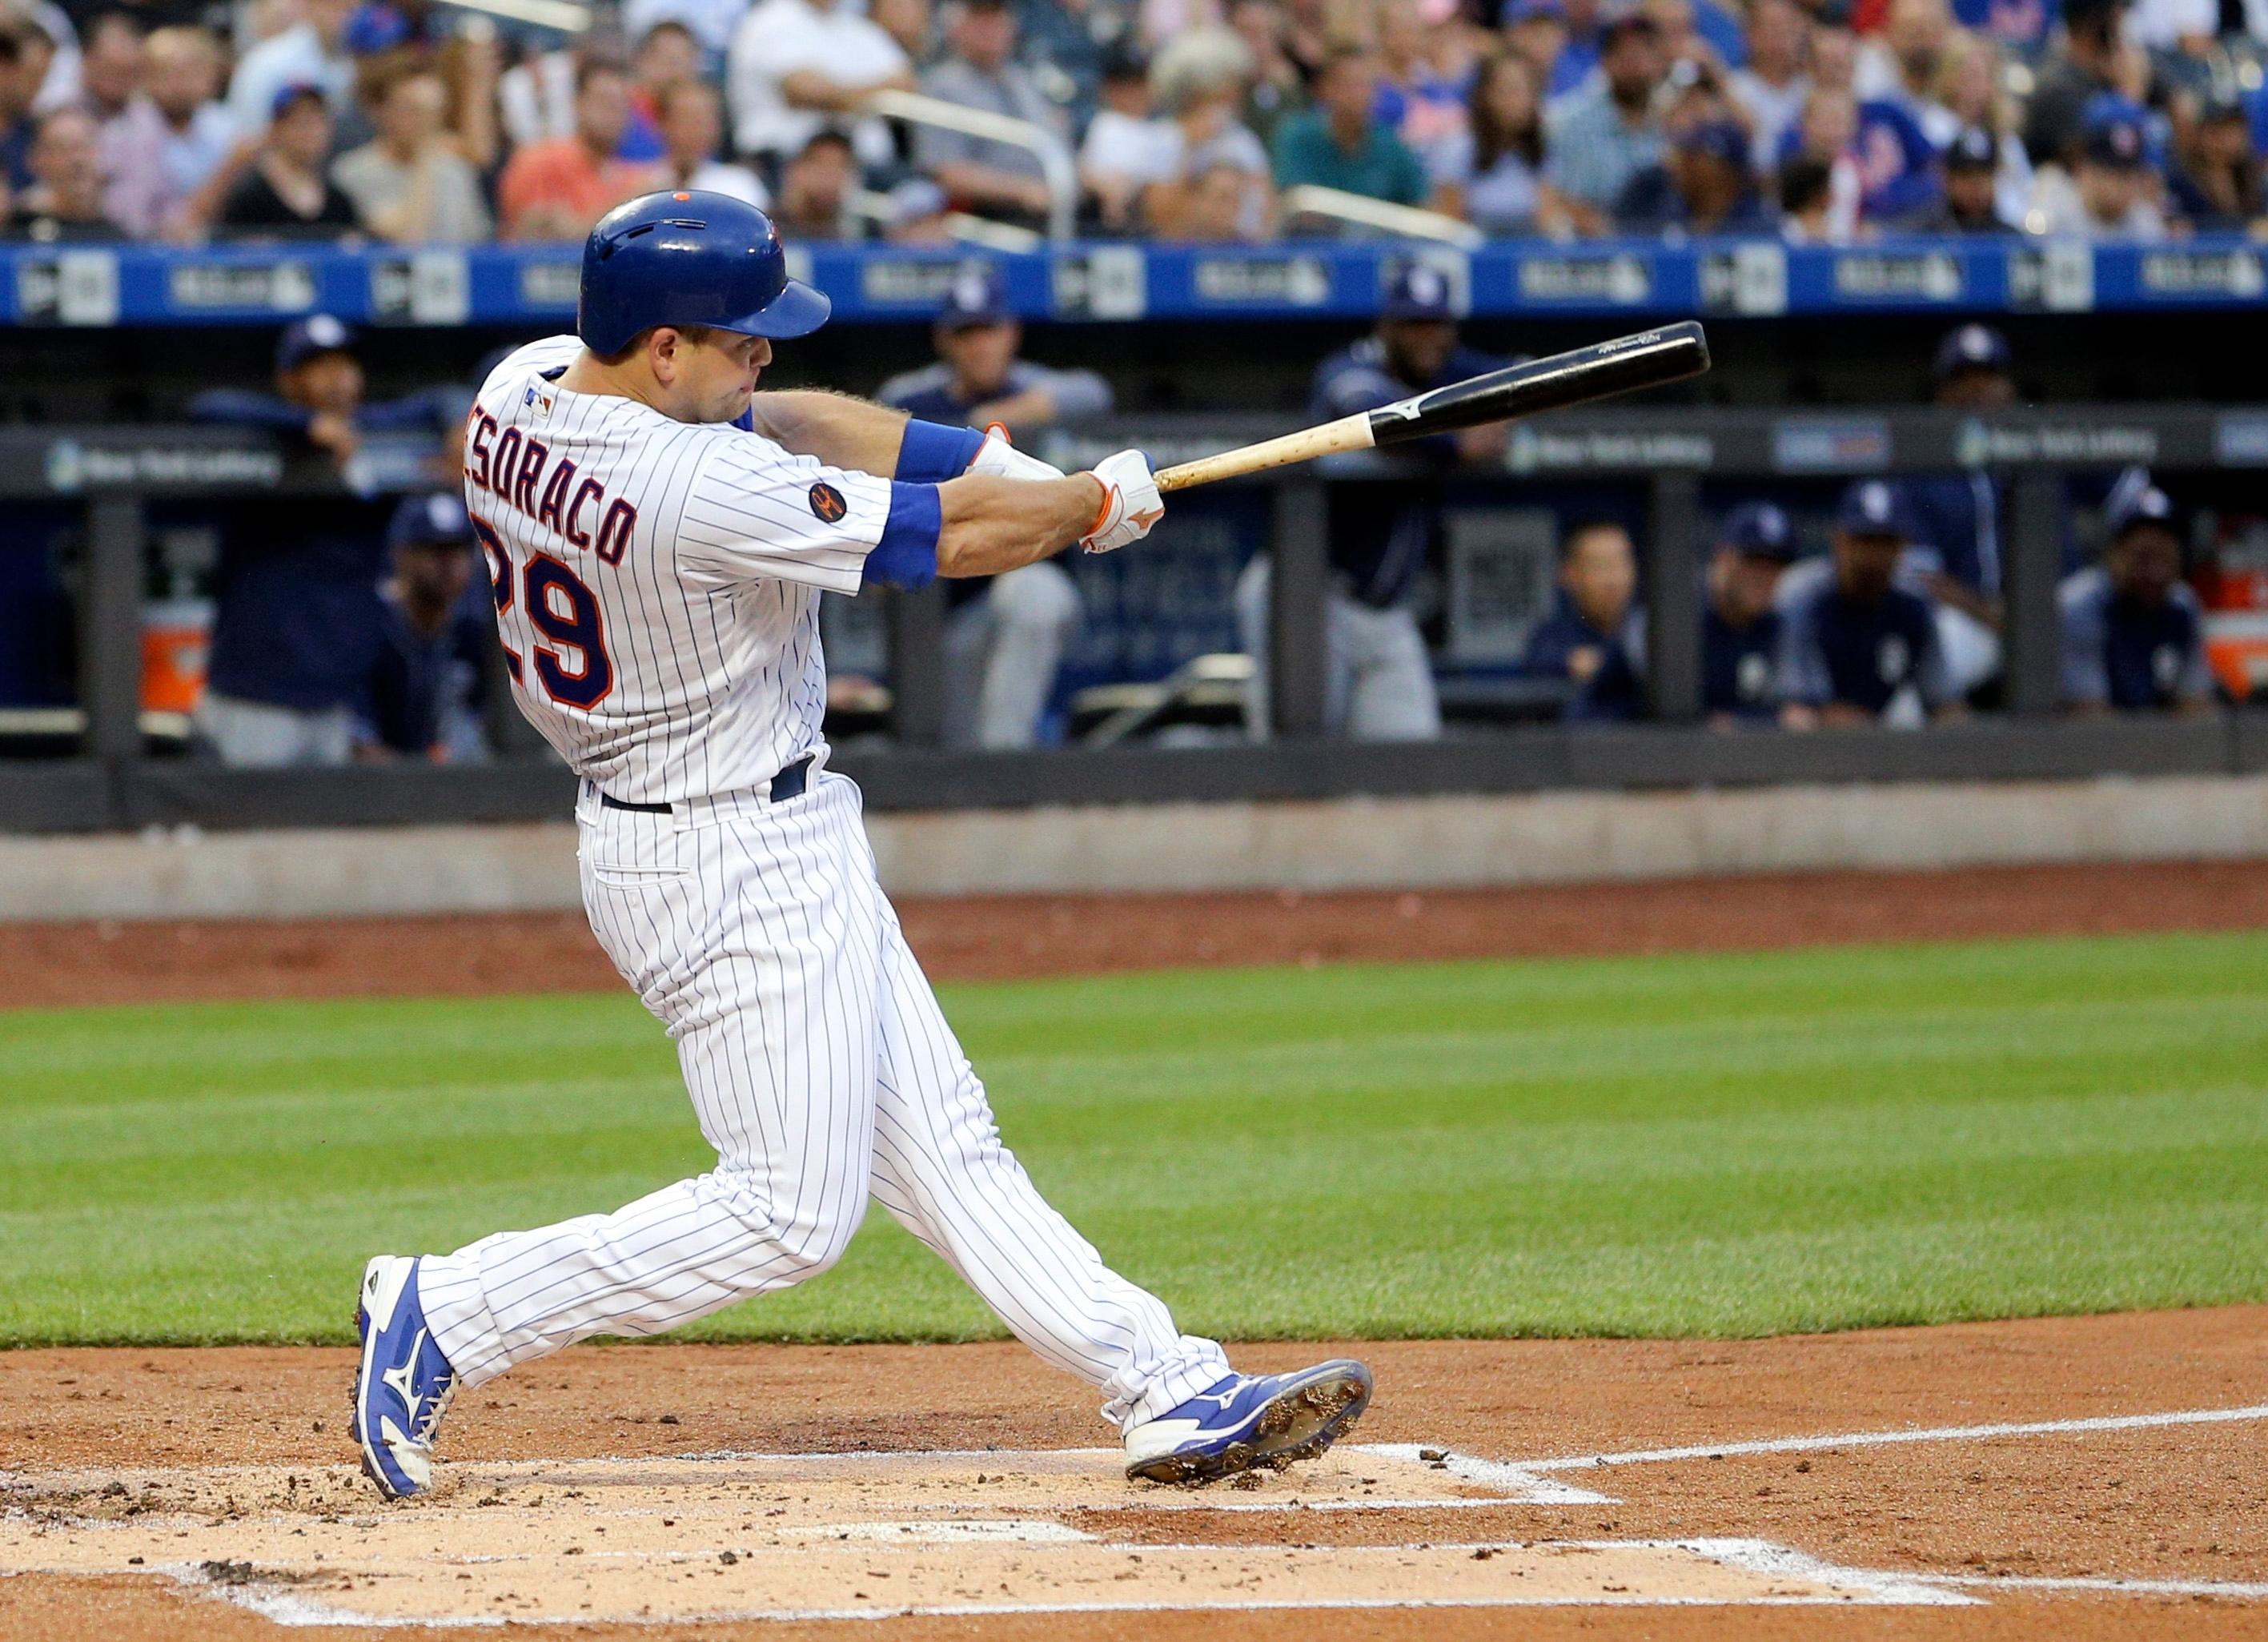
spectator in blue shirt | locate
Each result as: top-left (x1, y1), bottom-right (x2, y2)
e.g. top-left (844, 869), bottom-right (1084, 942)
top-left (188, 315), bottom-right (459, 767)
top-left (876, 263), bottom-right (1109, 749)
top-left (2060, 484), bottom-right (2214, 714)
top-left (1779, 480), bottom-right (1962, 728)
top-left (1271, 42), bottom-right (1430, 211)
top-left (1520, 519), bottom-right (1646, 721)
top-left (1614, 115), bottom-right (1776, 233)
top-left (359, 492), bottom-right (492, 763)
top-left (1702, 501), bottom-right (1797, 726)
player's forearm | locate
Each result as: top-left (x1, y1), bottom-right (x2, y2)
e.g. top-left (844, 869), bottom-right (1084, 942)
top-left (933, 472), bottom-right (1106, 577)
top-left (745, 391), bottom-right (913, 474)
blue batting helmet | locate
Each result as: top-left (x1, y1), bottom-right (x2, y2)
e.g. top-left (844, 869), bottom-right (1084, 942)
top-left (578, 191), bottom-right (831, 356)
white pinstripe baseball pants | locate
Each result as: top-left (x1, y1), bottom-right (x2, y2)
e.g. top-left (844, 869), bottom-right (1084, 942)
top-left (416, 769), bottom-right (1230, 1431)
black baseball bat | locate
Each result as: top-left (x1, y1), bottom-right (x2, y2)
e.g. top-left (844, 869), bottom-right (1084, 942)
top-left (1154, 320), bottom-right (1710, 493)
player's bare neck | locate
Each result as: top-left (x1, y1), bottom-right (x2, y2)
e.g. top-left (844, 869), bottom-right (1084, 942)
top-left (559, 351), bottom-right (684, 421)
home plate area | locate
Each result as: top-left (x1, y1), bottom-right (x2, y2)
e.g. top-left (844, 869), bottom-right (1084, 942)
top-left (2, 1443), bottom-right (1970, 1624)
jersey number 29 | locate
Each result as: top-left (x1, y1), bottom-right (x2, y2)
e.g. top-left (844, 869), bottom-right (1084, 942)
top-left (472, 514), bottom-right (614, 709)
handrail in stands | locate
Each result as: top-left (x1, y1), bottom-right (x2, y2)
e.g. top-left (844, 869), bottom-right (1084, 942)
top-left (861, 88), bottom-right (1078, 242)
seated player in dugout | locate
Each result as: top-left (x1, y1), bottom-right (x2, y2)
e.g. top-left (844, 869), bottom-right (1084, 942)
top-left (1517, 518), bottom-right (1644, 722)
top-left (356, 492), bottom-right (493, 764)
top-left (876, 263), bottom-right (1113, 749)
top-left (1237, 262), bottom-right (1503, 741)
top-left (1700, 501), bottom-right (1798, 728)
top-left (2060, 481), bottom-right (2216, 715)
top-left (1777, 480), bottom-right (1965, 729)
top-left (187, 315), bottom-right (461, 767)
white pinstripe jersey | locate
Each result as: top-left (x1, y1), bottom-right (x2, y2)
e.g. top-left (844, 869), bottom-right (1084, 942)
top-left (465, 335), bottom-right (896, 802)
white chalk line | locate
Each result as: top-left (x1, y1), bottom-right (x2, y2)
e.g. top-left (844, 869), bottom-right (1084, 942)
top-left (181, 1538), bottom-right (1977, 1628)
top-left (1516, 1401), bottom-right (2268, 1475)
top-left (1921, 1573), bottom-right (2268, 1600)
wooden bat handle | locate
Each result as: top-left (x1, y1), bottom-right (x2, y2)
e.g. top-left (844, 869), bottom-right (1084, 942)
top-left (1153, 412), bottom-right (1375, 494)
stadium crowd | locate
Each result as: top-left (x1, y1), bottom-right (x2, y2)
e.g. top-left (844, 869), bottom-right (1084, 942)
top-left (2, 0), bottom-right (2266, 245)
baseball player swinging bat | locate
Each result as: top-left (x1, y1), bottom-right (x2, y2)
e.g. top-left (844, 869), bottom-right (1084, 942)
top-left (1152, 322), bottom-right (1712, 494)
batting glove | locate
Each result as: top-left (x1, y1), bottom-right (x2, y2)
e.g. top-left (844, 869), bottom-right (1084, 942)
top-left (1081, 449), bottom-right (1163, 553)
top-left (969, 423), bottom-right (1066, 482)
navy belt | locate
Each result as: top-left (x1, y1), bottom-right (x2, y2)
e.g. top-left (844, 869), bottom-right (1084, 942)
top-left (599, 754), bottom-right (813, 814)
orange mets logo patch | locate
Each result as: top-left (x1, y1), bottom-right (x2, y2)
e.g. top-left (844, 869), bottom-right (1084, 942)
top-left (809, 482), bottom-right (847, 523)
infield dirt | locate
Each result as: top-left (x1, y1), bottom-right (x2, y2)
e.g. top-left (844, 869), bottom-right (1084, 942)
top-left (4, 859), bottom-right (2266, 1637)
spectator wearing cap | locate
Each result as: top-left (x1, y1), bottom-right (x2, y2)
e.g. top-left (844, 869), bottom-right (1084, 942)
top-left (2, 106), bottom-right (126, 239)
top-left (875, 264), bottom-right (1109, 749)
top-left (917, 0), bottom-right (1067, 227)
top-left (213, 82), bottom-right (358, 238)
top-left (1728, 0), bottom-right (1810, 173)
top-left (1614, 116), bottom-right (1775, 232)
top-left (99, 25), bottom-right (235, 240)
top-left (1270, 43), bottom-right (1429, 212)
top-left (182, 319), bottom-right (426, 765)
top-left (331, 61), bottom-right (491, 243)
top-left (1078, 41), bottom-right (1168, 231)
top-left (652, 77), bottom-right (768, 205)
top-left (1519, 520), bottom-right (1646, 723)
top-left (359, 492), bottom-right (492, 762)
top-left (2027, 97), bottom-right (2168, 239)
top-left (1700, 502), bottom-right (1797, 726)
top-left (1237, 263), bottom-right (1504, 741)
top-left (725, 0), bottom-right (915, 167)
top-left (2021, 0), bottom-right (2139, 170)
top-left (1777, 480), bottom-right (1961, 729)
top-left (227, 0), bottom-right (354, 135)
top-left (496, 61), bottom-right (667, 243)
top-left (2167, 86), bottom-right (2262, 233)
top-left (1432, 50), bottom-right (1569, 235)
top-left (1924, 124), bottom-right (2020, 231)
top-left (2060, 484), bottom-right (2213, 714)
top-left (1542, 6), bottom-right (1665, 235)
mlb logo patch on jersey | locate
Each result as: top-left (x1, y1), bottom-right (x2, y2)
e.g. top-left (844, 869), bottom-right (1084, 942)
top-left (809, 482), bottom-right (847, 523)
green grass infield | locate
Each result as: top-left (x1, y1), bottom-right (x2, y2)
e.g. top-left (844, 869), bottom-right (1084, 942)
top-left (4, 929), bottom-right (2264, 1347)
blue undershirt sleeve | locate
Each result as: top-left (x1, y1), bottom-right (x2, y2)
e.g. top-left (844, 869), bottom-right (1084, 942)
top-left (895, 419), bottom-right (987, 482)
top-left (863, 481), bottom-right (942, 590)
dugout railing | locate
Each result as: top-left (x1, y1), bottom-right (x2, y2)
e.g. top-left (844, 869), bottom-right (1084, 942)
top-left (1, 403), bottom-right (2265, 836)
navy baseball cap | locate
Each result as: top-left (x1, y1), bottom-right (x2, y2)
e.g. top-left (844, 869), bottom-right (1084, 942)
top-left (1933, 322), bottom-right (2012, 382)
top-left (1835, 478), bottom-right (1917, 540)
top-left (1507, 0), bottom-right (1567, 20)
top-left (388, 491), bottom-right (475, 551)
top-left (1945, 125), bottom-right (1997, 173)
top-left (2108, 484), bottom-right (2178, 538)
top-left (1381, 260), bottom-right (1457, 321)
top-left (276, 313), bottom-right (357, 372)
top-left (937, 262), bottom-right (1010, 329)
top-left (2082, 101), bottom-right (2149, 169)
top-left (1677, 118), bottom-right (1749, 168)
top-left (1720, 500), bottom-right (1796, 560)
top-left (269, 80), bottom-right (326, 121)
